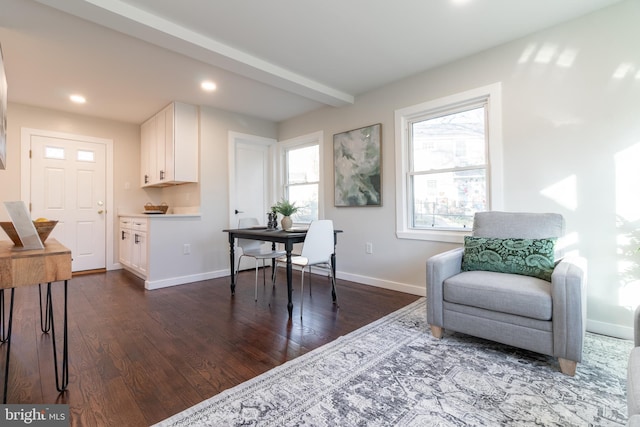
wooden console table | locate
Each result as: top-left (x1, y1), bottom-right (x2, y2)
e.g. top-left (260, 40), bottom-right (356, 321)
top-left (0, 239), bottom-right (72, 403)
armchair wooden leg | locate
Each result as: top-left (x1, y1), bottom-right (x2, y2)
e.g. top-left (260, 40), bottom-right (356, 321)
top-left (558, 358), bottom-right (577, 376)
top-left (430, 325), bottom-right (443, 339)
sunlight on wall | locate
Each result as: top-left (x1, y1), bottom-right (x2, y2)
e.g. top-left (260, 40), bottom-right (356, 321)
top-left (613, 63), bottom-right (635, 79)
top-left (616, 142), bottom-right (640, 308)
top-left (518, 43), bottom-right (577, 68)
top-left (540, 175), bottom-right (577, 211)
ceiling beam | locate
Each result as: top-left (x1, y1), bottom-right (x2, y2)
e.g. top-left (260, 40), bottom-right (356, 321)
top-left (35, 0), bottom-right (354, 107)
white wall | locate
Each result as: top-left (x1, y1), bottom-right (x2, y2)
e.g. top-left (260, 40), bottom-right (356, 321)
top-left (278, 0), bottom-right (640, 338)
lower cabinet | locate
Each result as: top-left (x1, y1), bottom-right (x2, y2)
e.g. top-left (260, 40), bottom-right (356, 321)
top-left (118, 213), bottom-right (204, 290)
top-left (119, 217), bottom-right (148, 279)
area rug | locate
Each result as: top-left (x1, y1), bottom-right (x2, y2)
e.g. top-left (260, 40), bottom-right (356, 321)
top-left (153, 298), bottom-right (632, 426)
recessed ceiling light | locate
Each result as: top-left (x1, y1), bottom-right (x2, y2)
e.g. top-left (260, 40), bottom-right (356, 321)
top-left (201, 80), bottom-right (217, 92)
top-left (70, 94), bottom-right (86, 104)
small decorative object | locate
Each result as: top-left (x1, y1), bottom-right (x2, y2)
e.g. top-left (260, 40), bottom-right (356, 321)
top-left (334, 123), bottom-right (382, 207)
top-left (267, 210), bottom-right (278, 230)
top-left (272, 199), bottom-right (299, 231)
top-left (144, 202), bottom-right (169, 214)
top-left (0, 219), bottom-right (58, 247)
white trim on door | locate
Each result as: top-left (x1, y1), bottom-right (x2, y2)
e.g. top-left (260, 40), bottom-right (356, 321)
top-left (20, 127), bottom-right (115, 270)
top-left (227, 131), bottom-right (277, 228)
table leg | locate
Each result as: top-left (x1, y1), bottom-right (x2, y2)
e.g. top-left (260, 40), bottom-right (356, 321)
top-left (0, 288), bottom-right (15, 404)
top-left (47, 281), bottom-right (69, 392)
top-left (228, 233), bottom-right (236, 295)
top-left (286, 243), bottom-right (293, 318)
top-left (330, 254), bottom-right (337, 302)
top-left (39, 283), bottom-right (52, 332)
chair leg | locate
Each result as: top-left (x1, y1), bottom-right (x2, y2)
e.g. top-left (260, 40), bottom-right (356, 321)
top-left (300, 268), bottom-right (305, 318)
top-left (430, 325), bottom-right (443, 339)
top-left (558, 358), bottom-right (577, 376)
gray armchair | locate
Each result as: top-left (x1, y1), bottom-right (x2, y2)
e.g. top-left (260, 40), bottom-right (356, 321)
top-left (426, 211), bottom-right (587, 376)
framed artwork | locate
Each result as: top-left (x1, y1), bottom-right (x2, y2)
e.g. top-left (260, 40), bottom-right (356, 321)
top-left (333, 123), bottom-right (381, 207)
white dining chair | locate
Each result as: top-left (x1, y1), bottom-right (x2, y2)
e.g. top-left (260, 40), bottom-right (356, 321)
top-left (236, 217), bottom-right (286, 301)
top-left (274, 219), bottom-right (337, 317)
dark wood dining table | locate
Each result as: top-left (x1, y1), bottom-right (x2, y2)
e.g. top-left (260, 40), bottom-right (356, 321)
top-left (222, 227), bottom-right (341, 318)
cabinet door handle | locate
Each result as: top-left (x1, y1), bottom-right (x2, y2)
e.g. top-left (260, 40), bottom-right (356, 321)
top-left (160, 170), bottom-right (165, 180)
top-left (134, 234), bottom-right (140, 244)
top-left (121, 230), bottom-right (125, 240)
top-left (144, 174), bottom-right (149, 184)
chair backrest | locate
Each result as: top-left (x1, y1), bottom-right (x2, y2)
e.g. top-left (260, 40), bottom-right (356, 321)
top-left (473, 211), bottom-right (565, 257)
top-left (300, 220), bottom-right (334, 265)
top-left (473, 211), bottom-right (564, 239)
top-left (237, 217), bottom-right (262, 251)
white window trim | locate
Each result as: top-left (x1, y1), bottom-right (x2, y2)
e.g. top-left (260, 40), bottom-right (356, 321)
top-left (277, 131), bottom-right (325, 221)
top-left (394, 83), bottom-right (504, 243)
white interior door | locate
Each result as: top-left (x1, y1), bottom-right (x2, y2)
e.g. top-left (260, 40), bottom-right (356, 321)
top-left (228, 132), bottom-right (277, 270)
top-left (29, 134), bottom-right (107, 272)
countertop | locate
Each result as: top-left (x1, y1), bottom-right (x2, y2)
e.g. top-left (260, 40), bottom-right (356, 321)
top-left (119, 213), bottom-right (201, 218)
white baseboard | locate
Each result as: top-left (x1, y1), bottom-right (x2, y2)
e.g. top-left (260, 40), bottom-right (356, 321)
top-left (587, 319), bottom-right (633, 340)
top-left (144, 269), bottom-right (228, 290)
top-left (336, 271), bottom-right (425, 297)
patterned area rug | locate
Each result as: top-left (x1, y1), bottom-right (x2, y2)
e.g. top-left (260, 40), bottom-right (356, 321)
top-left (154, 299), bottom-right (632, 426)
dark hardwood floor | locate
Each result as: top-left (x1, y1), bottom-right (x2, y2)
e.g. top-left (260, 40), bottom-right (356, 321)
top-left (2, 267), bottom-right (420, 426)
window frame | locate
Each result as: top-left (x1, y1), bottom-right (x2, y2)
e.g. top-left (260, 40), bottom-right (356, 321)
top-left (277, 131), bottom-right (324, 224)
top-left (394, 83), bottom-right (504, 243)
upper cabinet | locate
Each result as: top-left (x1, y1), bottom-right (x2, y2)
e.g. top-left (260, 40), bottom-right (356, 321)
top-left (141, 102), bottom-right (199, 187)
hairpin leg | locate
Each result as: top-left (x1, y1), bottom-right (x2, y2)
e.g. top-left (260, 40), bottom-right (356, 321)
top-left (47, 281), bottom-right (69, 392)
top-left (39, 283), bottom-right (52, 333)
top-left (0, 288), bottom-right (15, 404)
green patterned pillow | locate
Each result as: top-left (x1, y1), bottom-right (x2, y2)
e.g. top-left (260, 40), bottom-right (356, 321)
top-left (461, 236), bottom-right (556, 281)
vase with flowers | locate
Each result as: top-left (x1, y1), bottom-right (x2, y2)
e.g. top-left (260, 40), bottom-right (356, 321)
top-left (272, 199), bottom-right (298, 231)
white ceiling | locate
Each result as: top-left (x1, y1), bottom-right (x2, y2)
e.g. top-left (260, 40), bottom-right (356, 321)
top-left (0, 0), bottom-right (623, 124)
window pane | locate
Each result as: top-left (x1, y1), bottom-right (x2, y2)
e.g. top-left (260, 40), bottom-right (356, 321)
top-left (287, 184), bottom-right (318, 223)
top-left (412, 169), bottom-right (486, 229)
top-left (77, 150), bottom-right (95, 162)
top-left (287, 145), bottom-right (319, 184)
top-left (45, 146), bottom-right (65, 160)
top-left (411, 107), bottom-right (486, 171)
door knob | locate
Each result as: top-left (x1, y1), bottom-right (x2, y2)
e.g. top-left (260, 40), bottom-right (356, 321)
top-left (235, 209), bottom-right (244, 214)
top-left (98, 210), bottom-right (104, 214)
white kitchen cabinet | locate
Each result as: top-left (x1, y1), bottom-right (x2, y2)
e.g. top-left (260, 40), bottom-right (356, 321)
top-left (119, 217), bottom-right (148, 279)
top-left (141, 101), bottom-right (198, 187)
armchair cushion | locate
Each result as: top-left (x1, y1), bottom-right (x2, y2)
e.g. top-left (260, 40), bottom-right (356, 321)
top-left (461, 236), bottom-right (556, 281)
top-left (444, 270), bottom-right (552, 320)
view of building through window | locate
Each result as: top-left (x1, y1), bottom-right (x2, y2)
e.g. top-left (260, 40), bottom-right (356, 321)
top-left (409, 106), bottom-right (487, 229)
top-left (285, 144), bottom-right (319, 223)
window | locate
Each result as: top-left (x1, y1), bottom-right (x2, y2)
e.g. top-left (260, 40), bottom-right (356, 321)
top-left (395, 83), bottom-right (503, 243)
top-left (279, 132), bottom-right (324, 224)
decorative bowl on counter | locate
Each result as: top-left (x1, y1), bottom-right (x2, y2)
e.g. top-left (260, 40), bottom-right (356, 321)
top-left (144, 202), bottom-right (169, 214)
top-left (0, 220), bottom-right (58, 246)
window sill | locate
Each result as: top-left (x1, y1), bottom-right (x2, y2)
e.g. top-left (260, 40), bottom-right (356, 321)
top-left (396, 229), bottom-right (471, 244)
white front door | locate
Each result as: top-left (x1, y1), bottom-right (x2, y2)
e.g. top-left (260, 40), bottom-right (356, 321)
top-left (28, 132), bottom-right (107, 272)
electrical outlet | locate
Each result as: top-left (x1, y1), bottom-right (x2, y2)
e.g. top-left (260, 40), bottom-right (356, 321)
top-left (183, 244), bottom-right (191, 255)
top-left (366, 242), bottom-right (373, 254)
